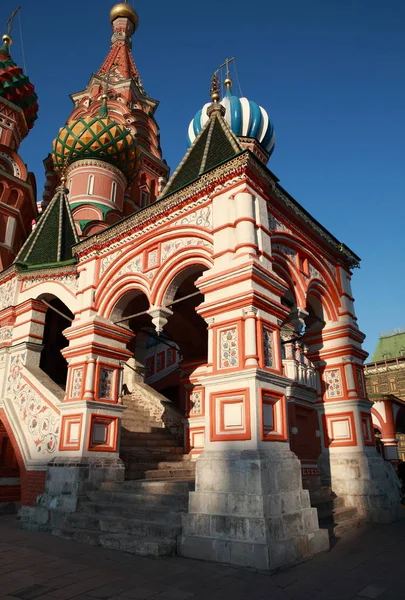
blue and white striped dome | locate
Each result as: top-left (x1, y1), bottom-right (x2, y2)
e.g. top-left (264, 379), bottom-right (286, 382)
top-left (188, 87), bottom-right (275, 156)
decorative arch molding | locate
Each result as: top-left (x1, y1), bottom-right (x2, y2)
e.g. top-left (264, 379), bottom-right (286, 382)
top-left (271, 233), bottom-right (339, 296)
top-left (97, 228), bottom-right (213, 286)
top-left (371, 407), bottom-right (386, 432)
top-left (98, 277), bottom-right (152, 319)
top-left (306, 280), bottom-right (339, 323)
top-left (272, 256), bottom-right (307, 308)
top-left (18, 280), bottom-right (78, 314)
top-left (0, 144), bottom-right (27, 180)
top-left (152, 251), bottom-right (212, 306)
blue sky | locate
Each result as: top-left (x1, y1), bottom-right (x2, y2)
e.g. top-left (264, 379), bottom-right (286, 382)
top-left (2, 0), bottom-right (405, 357)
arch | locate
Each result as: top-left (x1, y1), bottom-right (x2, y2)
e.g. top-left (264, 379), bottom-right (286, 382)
top-left (271, 234), bottom-right (341, 309)
top-left (272, 259), bottom-right (306, 309)
top-left (371, 407), bottom-right (385, 432)
top-left (99, 277), bottom-right (151, 320)
top-left (72, 206), bottom-right (102, 221)
top-left (306, 280), bottom-right (339, 323)
top-left (19, 282), bottom-right (77, 315)
top-left (0, 409), bottom-right (46, 506)
top-left (152, 252), bottom-right (212, 306)
top-left (36, 294), bottom-right (74, 388)
top-left (8, 189), bottom-right (19, 207)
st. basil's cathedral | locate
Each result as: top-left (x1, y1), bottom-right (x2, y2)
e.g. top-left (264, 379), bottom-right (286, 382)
top-left (0, 2), bottom-right (402, 571)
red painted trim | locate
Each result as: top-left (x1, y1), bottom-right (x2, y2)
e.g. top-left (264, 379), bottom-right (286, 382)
top-left (259, 389), bottom-right (287, 442)
top-left (87, 414), bottom-right (118, 452)
top-left (210, 388), bottom-right (251, 442)
top-left (59, 414), bottom-right (83, 451)
top-left (322, 412), bottom-right (358, 448)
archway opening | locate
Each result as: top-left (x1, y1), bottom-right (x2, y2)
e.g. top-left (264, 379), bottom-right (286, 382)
top-left (0, 420), bottom-right (21, 509)
top-left (38, 296), bottom-right (74, 388)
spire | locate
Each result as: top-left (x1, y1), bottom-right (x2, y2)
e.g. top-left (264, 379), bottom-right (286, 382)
top-left (15, 184), bottom-right (79, 269)
top-left (98, 2), bottom-right (140, 81)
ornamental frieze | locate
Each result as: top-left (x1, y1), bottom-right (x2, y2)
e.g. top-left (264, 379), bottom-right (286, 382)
top-left (0, 278), bottom-right (16, 311)
top-left (21, 273), bottom-right (79, 292)
top-left (6, 353), bottom-right (60, 456)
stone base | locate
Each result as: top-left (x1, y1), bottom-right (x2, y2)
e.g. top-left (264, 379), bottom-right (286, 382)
top-left (20, 457), bottom-right (124, 531)
top-left (178, 448), bottom-right (330, 571)
top-left (319, 450), bottom-right (404, 523)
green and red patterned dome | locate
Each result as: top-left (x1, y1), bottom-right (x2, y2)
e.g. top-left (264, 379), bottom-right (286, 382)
top-left (52, 111), bottom-right (141, 181)
top-left (0, 35), bottom-right (38, 130)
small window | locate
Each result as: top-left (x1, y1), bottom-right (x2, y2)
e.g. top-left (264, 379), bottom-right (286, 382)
top-left (87, 175), bottom-right (94, 195)
top-left (141, 190), bottom-right (149, 207)
top-left (111, 181), bottom-right (117, 203)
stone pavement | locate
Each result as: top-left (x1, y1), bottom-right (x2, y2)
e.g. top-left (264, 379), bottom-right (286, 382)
top-left (1, 515), bottom-right (405, 600)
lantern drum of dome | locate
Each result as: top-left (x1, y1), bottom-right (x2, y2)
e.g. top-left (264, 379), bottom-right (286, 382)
top-left (52, 111), bottom-right (141, 234)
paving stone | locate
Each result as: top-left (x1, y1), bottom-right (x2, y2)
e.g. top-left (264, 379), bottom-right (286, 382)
top-left (358, 586), bottom-right (387, 599)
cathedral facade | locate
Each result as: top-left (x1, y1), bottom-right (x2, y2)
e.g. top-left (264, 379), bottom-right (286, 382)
top-left (0, 2), bottom-right (402, 571)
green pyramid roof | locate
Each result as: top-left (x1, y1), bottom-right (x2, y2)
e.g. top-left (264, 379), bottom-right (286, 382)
top-left (161, 110), bottom-right (243, 197)
top-left (371, 329), bottom-right (405, 362)
top-left (16, 185), bottom-right (79, 269)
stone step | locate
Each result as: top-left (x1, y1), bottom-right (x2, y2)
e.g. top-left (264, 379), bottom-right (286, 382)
top-left (100, 479), bottom-right (194, 494)
top-left (144, 469), bottom-right (195, 480)
top-left (311, 495), bottom-right (345, 512)
top-left (53, 528), bottom-right (177, 557)
top-left (121, 447), bottom-right (184, 457)
top-left (124, 460), bottom-right (194, 471)
top-left (122, 448), bottom-right (189, 465)
top-left (122, 414), bottom-right (165, 429)
top-left (65, 512), bottom-right (182, 538)
top-left (120, 437), bottom-right (181, 447)
top-left (327, 516), bottom-right (364, 539)
top-left (317, 506), bottom-right (358, 526)
top-left (87, 490), bottom-right (189, 510)
top-left (79, 501), bottom-right (184, 524)
top-left (309, 486), bottom-right (333, 501)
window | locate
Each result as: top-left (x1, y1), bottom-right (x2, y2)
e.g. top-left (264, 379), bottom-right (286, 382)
top-left (87, 175), bottom-right (94, 195)
top-left (111, 181), bottom-right (117, 203)
top-left (141, 190), bottom-right (149, 207)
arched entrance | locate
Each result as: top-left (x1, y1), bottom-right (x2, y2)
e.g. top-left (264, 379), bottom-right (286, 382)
top-left (108, 264), bottom-right (208, 480)
top-left (0, 419), bottom-right (21, 510)
top-left (38, 295), bottom-right (74, 388)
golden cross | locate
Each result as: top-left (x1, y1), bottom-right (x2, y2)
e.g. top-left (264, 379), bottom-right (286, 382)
top-left (219, 57), bottom-right (235, 80)
top-left (6, 6), bottom-right (21, 36)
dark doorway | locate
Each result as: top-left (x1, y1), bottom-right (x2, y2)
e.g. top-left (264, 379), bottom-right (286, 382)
top-left (39, 298), bottom-right (74, 388)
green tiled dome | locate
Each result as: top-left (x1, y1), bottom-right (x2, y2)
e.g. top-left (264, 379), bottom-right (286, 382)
top-left (52, 114), bottom-right (141, 181)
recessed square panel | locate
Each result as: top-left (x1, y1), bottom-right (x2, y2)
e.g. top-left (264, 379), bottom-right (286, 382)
top-left (210, 389), bottom-right (251, 441)
top-left (59, 414), bottom-right (83, 451)
top-left (88, 414), bottom-right (118, 452)
top-left (223, 401), bottom-right (244, 429)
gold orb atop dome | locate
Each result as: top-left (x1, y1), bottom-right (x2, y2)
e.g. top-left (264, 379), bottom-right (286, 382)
top-left (110, 3), bottom-right (139, 30)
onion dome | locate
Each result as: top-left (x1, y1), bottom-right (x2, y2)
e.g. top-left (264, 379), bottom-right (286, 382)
top-left (188, 79), bottom-right (275, 156)
top-left (110, 2), bottom-right (139, 30)
top-left (52, 104), bottom-right (141, 181)
top-left (0, 34), bottom-right (38, 130)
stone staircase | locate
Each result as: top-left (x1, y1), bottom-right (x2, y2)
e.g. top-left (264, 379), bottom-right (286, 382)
top-left (51, 391), bottom-right (196, 557)
top-left (52, 480), bottom-right (194, 557)
top-left (310, 486), bottom-right (363, 540)
top-left (120, 393), bottom-right (195, 481)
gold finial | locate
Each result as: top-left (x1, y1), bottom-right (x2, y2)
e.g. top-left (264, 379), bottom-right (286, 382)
top-left (110, 2), bottom-right (139, 30)
top-left (210, 72), bottom-right (220, 103)
top-left (2, 34), bottom-right (12, 47)
top-left (219, 57), bottom-right (235, 93)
